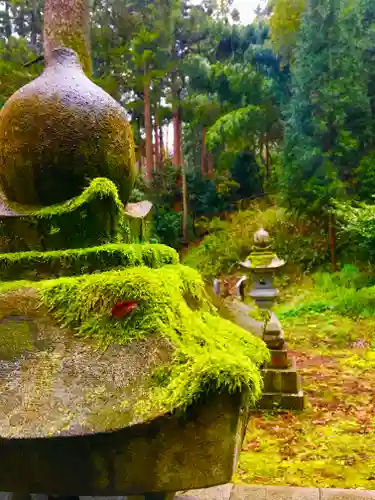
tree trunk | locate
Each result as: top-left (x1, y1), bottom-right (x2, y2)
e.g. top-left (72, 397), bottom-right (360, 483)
top-left (30, 0), bottom-right (38, 48)
top-left (265, 134), bottom-right (271, 180)
top-left (328, 212), bottom-right (337, 273)
top-left (159, 125), bottom-right (164, 166)
top-left (172, 71), bottom-right (182, 167)
top-left (201, 128), bottom-right (207, 176)
top-left (44, 0), bottom-right (92, 76)
top-left (154, 108), bottom-right (160, 170)
top-left (182, 163), bottom-right (189, 247)
top-left (5, 2), bottom-right (12, 38)
top-left (207, 153), bottom-right (213, 178)
top-left (173, 106), bottom-right (182, 167)
top-left (144, 80), bottom-right (153, 180)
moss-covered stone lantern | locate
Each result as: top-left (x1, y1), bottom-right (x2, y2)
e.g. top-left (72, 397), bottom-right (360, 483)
top-left (237, 228), bottom-right (305, 411)
top-left (0, 1), bottom-right (270, 497)
top-left (240, 228), bottom-right (285, 312)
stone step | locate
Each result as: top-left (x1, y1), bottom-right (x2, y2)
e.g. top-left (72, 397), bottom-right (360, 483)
top-left (256, 390), bottom-right (305, 411)
top-left (262, 368), bottom-right (302, 394)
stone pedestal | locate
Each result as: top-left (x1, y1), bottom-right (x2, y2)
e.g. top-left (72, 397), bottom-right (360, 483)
top-left (257, 315), bottom-right (304, 411)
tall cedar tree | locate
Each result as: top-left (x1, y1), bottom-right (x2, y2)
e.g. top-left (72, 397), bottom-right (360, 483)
top-left (282, 0), bottom-right (370, 213)
top-left (282, 0), bottom-right (371, 270)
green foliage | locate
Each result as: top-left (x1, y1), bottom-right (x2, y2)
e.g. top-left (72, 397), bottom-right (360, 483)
top-left (334, 198), bottom-right (375, 261)
top-left (186, 167), bottom-right (237, 217)
top-left (153, 208), bottom-right (193, 249)
top-left (185, 205), bottom-right (330, 279)
top-left (0, 243), bottom-right (178, 281)
top-left (278, 265), bottom-right (375, 320)
top-left (354, 152), bottom-right (375, 201)
top-left (268, 0), bottom-right (306, 63)
top-left (39, 264), bottom-right (269, 414)
top-left (0, 37), bottom-right (42, 108)
top-left (282, 0), bottom-right (371, 215)
top-left (0, 178), bottom-right (126, 252)
top-left (206, 105), bottom-right (265, 153)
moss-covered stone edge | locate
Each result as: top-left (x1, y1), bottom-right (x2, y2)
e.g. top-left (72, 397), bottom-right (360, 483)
top-left (0, 243), bottom-right (179, 281)
top-left (36, 264), bottom-right (270, 419)
top-left (0, 178), bottom-right (133, 252)
top-left (2, 177), bottom-right (122, 217)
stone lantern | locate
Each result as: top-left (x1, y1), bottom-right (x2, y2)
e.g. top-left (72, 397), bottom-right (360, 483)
top-left (237, 228), bottom-right (305, 411)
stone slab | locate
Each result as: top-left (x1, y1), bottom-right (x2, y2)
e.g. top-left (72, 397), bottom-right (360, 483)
top-left (230, 485), bottom-right (266, 500)
top-left (266, 487), bottom-right (319, 500)
top-left (321, 490), bottom-right (375, 500)
top-left (268, 350), bottom-right (290, 369)
top-left (257, 391), bottom-right (305, 411)
top-left (177, 484), bottom-right (233, 500)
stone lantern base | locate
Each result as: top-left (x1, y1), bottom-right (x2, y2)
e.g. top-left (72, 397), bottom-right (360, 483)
top-left (257, 315), bottom-right (304, 411)
top-left (258, 352), bottom-right (305, 411)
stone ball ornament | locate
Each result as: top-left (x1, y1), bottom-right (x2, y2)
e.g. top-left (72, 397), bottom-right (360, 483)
top-left (254, 227), bottom-right (271, 246)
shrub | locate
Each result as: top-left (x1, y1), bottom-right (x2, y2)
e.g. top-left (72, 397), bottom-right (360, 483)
top-left (279, 265), bottom-right (375, 320)
top-left (184, 204), bottom-right (330, 279)
top-left (334, 199), bottom-right (375, 262)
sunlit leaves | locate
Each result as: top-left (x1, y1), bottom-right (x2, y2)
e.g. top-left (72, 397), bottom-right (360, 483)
top-left (268, 0), bottom-right (306, 63)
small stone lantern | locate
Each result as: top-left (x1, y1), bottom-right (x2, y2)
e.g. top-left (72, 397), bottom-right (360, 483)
top-left (237, 228), bottom-right (304, 411)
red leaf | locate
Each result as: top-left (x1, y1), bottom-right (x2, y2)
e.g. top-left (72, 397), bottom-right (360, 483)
top-left (111, 300), bottom-right (139, 319)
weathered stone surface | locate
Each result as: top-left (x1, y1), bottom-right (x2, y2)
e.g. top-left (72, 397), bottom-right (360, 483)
top-left (263, 329), bottom-right (285, 350)
top-left (268, 349), bottom-right (290, 369)
top-left (0, 287), bottom-right (252, 495)
top-left (177, 484), bottom-right (233, 500)
top-left (266, 487), bottom-right (319, 500)
top-left (321, 490), bottom-right (375, 500)
top-left (0, 390), bottom-right (248, 495)
top-left (230, 485), bottom-right (266, 500)
top-left (0, 48), bottom-right (135, 207)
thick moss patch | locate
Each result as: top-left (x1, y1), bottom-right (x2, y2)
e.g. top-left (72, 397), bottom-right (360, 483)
top-left (40, 264), bottom-right (270, 416)
top-left (0, 178), bottom-right (127, 252)
top-left (0, 243), bottom-right (178, 281)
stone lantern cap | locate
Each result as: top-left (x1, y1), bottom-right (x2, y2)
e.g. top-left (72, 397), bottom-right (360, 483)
top-left (240, 228), bottom-right (285, 270)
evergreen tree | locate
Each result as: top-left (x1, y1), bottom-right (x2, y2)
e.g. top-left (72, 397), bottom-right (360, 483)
top-left (282, 0), bottom-right (371, 215)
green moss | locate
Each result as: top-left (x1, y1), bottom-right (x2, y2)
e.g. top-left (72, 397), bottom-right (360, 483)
top-left (39, 264), bottom-right (270, 416)
top-left (0, 178), bottom-right (131, 252)
top-left (247, 251), bottom-right (278, 267)
top-left (0, 320), bottom-right (34, 360)
top-left (0, 242), bottom-right (179, 281)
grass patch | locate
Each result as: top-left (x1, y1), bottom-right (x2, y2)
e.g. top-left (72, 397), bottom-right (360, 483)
top-left (38, 264), bottom-right (270, 416)
top-left (277, 264), bottom-right (375, 323)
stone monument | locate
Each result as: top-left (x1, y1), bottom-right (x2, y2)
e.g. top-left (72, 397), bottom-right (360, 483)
top-left (237, 229), bottom-right (305, 411)
top-left (0, 0), bottom-right (270, 497)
